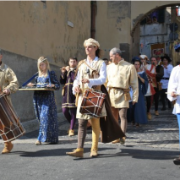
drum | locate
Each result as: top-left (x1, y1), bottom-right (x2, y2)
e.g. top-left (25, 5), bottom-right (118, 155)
top-left (80, 89), bottom-right (106, 117)
top-left (0, 94), bottom-right (25, 142)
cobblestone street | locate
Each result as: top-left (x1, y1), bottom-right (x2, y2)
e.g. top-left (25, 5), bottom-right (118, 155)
top-left (1, 108), bottom-right (180, 180)
top-left (125, 109), bottom-right (179, 150)
top-left (11, 108), bottom-right (179, 151)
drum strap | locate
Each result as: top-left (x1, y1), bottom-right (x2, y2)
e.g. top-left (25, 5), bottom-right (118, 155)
top-left (75, 60), bottom-right (86, 76)
top-left (75, 59), bottom-right (100, 77)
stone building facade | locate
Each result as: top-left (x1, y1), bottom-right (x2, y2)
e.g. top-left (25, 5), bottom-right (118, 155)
top-left (1, 1), bottom-right (180, 128)
top-left (0, 1), bottom-right (90, 124)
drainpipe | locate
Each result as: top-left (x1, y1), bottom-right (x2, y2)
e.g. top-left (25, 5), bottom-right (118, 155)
top-left (91, 1), bottom-right (97, 38)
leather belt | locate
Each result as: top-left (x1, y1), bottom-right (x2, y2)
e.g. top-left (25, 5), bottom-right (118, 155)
top-left (109, 87), bottom-right (130, 101)
top-left (162, 77), bottom-right (169, 80)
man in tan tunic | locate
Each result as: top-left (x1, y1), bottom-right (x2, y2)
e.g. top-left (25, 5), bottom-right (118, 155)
top-left (0, 49), bottom-right (19, 153)
top-left (66, 38), bottom-right (107, 158)
top-left (107, 48), bottom-right (139, 144)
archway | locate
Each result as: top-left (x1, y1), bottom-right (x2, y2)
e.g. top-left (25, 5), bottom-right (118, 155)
top-left (131, 3), bottom-right (180, 65)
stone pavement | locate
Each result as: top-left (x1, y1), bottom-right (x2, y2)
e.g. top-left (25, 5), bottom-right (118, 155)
top-left (0, 108), bottom-right (180, 180)
top-left (125, 109), bottom-right (179, 150)
top-left (13, 108), bottom-right (179, 150)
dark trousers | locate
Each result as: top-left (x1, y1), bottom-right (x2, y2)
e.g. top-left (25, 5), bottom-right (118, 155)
top-left (127, 102), bottom-right (135, 123)
top-left (62, 107), bottom-right (77, 130)
top-left (161, 89), bottom-right (171, 109)
top-left (77, 119), bottom-right (88, 148)
top-left (146, 96), bottom-right (153, 113)
top-left (154, 87), bottom-right (160, 111)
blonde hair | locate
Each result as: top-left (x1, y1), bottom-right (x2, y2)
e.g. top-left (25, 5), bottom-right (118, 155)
top-left (37, 56), bottom-right (50, 76)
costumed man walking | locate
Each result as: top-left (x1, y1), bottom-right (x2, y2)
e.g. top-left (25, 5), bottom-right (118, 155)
top-left (167, 64), bottom-right (180, 165)
top-left (60, 58), bottom-right (77, 136)
top-left (0, 49), bottom-right (20, 153)
top-left (107, 48), bottom-right (139, 144)
top-left (140, 55), bottom-right (156, 120)
top-left (151, 56), bottom-right (164, 116)
top-left (160, 55), bottom-right (173, 110)
top-left (66, 38), bottom-right (125, 158)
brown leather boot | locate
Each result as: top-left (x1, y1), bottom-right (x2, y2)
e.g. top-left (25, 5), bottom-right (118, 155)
top-left (147, 112), bottom-right (152, 120)
top-left (66, 148), bottom-right (84, 158)
top-left (155, 111), bottom-right (159, 116)
top-left (2, 142), bottom-right (13, 154)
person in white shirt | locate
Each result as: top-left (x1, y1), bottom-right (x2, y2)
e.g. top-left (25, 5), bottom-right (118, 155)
top-left (66, 38), bottom-right (125, 158)
top-left (160, 55), bottom-right (173, 110)
top-left (140, 55), bottom-right (156, 120)
top-left (167, 65), bottom-right (180, 165)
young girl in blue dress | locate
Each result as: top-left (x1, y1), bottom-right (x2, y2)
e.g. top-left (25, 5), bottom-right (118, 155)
top-left (28, 56), bottom-right (60, 144)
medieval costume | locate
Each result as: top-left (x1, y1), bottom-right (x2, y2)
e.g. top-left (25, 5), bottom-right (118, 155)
top-left (0, 61), bottom-right (19, 154)
top-left (66, 38), bottom-right (125, 158)
top-left (134, 71), bottom-right (148, 124)
top-left (33, 71), bottom-right (60, 144)
top-left (107, 60), bottom-right (138, 109)
top-left (153, 63), bottom-right (164, 115)
top-left (60, 68), bottom-right (77, 136)
top-left (144, 64), bottom-right (156, 119)
top-left (106, 58), bottom-right (138, 143)
top-left (33, 57), bottom-right (60, 144)
top-left (127, 87), bottom-right (135, 124)
top-left (160, 56), bottom-right (173, 110)
top-left (167, 65), bottom-right (180, 165)
top-left (140, 54), bottom-right (156, 120)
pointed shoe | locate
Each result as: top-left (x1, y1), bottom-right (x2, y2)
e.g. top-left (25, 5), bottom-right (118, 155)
top-left (35, 140), bottom-right (41, 145)
top-left (112, 139), bottom-right (120, 144)
top-left (2, 142), bottom-right (13, 154)
top-left (155, 111), bottom-right (159, 116)
top-left (66, 148), bottom-right (84, 158)
top-left (120, 137), bottom-right (126, 145)
top-left (90, 150), bottom-right (98, 158)
top-left (147, 113), bottom-right (152, 120)
top-left (68, 129), bottom-right (75, 137)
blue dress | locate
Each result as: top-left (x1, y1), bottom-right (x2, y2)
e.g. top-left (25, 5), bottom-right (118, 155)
top-left (134, 71), bottom-right (148, 124)
top-left (33, 71), bottom-right (60, 143)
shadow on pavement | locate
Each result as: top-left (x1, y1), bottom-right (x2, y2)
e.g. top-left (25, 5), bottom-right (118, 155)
top-left (75, 147), bottom-right (179, 161)
top-left (65, 147), bottom-right (179, 161)
top-left (11, 147), bottom-right (116, 158)
top-left (115, 148), bottom-right (179, 160)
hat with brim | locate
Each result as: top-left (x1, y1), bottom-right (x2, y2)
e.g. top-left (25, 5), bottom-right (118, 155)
top-left (140, 55), bottom-right (149, 61)
top-left (83, 38), bottom-right (100, 48)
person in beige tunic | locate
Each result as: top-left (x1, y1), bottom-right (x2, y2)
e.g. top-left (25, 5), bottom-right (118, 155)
top-left (0, 49), bottom-right (19, 154)
top-left (107, 47), bottom-right (139, 144)
top-left (66, 38), bottom-right (107, 158)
